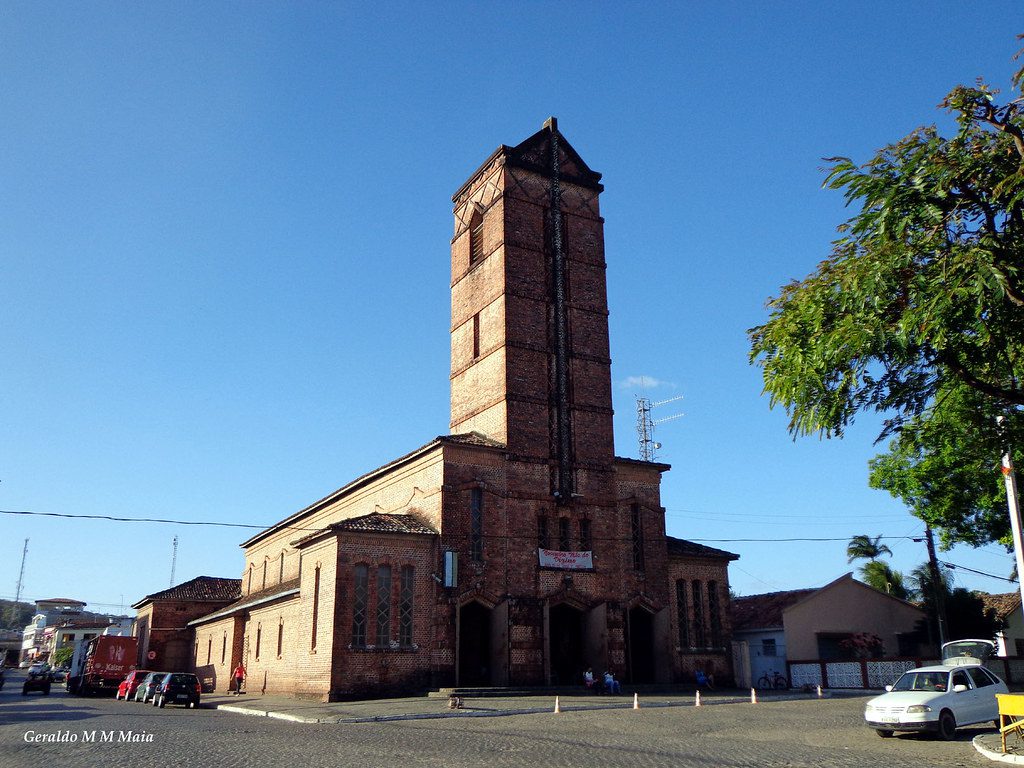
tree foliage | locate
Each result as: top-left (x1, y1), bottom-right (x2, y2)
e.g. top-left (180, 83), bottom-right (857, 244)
top-left (859, 559), bottom-right (910, 600)
top-left (869, 386), bottom-right (1015, 547)
top-left (749, 44), bottom-right (1024, 444)
top-left (846, 534), bottom-right (893, 563)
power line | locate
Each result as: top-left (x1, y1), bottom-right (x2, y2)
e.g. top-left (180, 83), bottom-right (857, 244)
top-left (937, 565), bottom-right (1019, 581)
top-left (1, 508), bottom-right (269, 530)
top-left (3, 508), bottom-right (929, 546)
top-left (685, 536), bottom-right (917, 543)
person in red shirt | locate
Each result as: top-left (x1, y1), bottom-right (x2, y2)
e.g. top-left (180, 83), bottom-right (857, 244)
top-left (232, 663), bottom-right (246, 695)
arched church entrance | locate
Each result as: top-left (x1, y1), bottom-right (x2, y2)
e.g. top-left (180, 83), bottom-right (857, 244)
top-left (548, 603), bottom-right (585, 686)
top-left (626, 605), bottom-right (656, 683)
top-left (458, 601), bottom-right (493, 686)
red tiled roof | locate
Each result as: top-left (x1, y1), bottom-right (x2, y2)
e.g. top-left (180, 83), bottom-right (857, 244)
top-left (289, 513), bottom-right (438, 548)
top-left (132, 576), bottom-right (241, 608)
top-left (187, 578), bottom-right (302, 626)
top-left (36, 598), bottom-right (86, 605)
top-left (730, 588), bottom-right (817, 632)
top-left (981, 592), bottom-right (1021, 620)
top-left (666, 536), bottom-right (739, 561)
top-left (330, 513), bottom-right (437, 535)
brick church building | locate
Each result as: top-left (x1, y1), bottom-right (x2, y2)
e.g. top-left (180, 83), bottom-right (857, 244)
top-left (184, 119), bottom-right (738, 700)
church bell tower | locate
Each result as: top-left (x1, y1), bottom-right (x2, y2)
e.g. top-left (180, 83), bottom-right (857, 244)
top-left (449, 118), bottom-right (615, 504)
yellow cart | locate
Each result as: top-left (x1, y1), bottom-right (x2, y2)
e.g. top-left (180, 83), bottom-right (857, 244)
top-left (997, 693), bottom-right (1024, 753)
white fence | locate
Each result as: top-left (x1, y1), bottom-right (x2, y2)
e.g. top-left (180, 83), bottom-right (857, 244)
top-left (787, 658), bottom-right (939, 690)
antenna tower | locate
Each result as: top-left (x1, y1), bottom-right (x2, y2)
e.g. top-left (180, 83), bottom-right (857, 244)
top-left (169, 535), bottom-right (178, 587)
top-left (7, 539), bottom-right (28, 627)
top-left (636, 395), bottom-right (684, 461)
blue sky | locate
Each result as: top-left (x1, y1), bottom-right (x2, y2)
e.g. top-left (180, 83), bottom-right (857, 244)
top-left (2, 2), bottom-right (1022, 614)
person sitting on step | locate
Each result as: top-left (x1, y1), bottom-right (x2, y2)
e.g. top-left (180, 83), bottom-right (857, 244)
top-left (603, 670), bottom-right (621, 695)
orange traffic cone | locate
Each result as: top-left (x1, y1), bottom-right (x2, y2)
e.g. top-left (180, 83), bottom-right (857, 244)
top-left (554, 696), bottom-right (561, 713)
top-left (695, 690), bottom-right (702, 707)
top-left (751, 688), bottom-right (758, 704)
top-left (633, 692), bottom-right (640, 710)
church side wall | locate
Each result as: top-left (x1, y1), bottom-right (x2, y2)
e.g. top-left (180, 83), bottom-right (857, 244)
top-left (330, 532), bottom-right (439, 698)
top-left (666, 556), bottom-right (735, 685)
top-left (240, 450), bottom-right (445, 597)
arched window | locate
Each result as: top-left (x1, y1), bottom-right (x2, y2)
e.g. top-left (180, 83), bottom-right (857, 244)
top-left (262, 558), bottom-right (268, 590)
top-left (692, 581), bottom-right (705, 647)
top-left (470, 488), bottom-right (484, 562)
top-left (376, 565), bottom-right (392, 646)
top-left (558, 517), bottom-right (571, 551)
top-left (279, 551), bottom-right (286, 583)
top-left (469, 210), bottom-right (484, 264)
top-left (675, 580), bottom-right (690, 648)
top-left (708, 581), bottom-right (722, 648)
top-left (399, 565), bottom-right (414, 647)
top-left (631, 504), bottom-right (644, 571)
top-left (311, 565), bottom-right (321, 651)
top-left (352, 564), bottom-right (369, 647)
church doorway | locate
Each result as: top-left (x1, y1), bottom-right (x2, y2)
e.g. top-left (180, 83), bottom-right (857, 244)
top-left (548, 603), bottom-right (584, 686)
top-left (626, 605), bottom-right (656, 683)
top-left (458, 601), bottom-right (493, 686)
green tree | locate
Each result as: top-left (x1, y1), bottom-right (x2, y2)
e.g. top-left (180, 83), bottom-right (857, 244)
top-left (846, 534), bottom-right (893, 563)
top-left (50, 646), bottom-right (73, 667)
top-left (749, 44), bottom-right (1024, 446)
top-left (860, 559), bottom-right (910, 600)
top-left (869, 386), bottom-right (1013, 547)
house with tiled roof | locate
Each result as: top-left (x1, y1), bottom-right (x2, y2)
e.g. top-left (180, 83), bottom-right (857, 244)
top-left (132, 576), bottom-right (241, 672)
top-left (982, 592), bottom-right (1024, 656)
top-left (731, 574), bottom-right (930, 688)
top-left (181, 120), bottom-right (741, 700)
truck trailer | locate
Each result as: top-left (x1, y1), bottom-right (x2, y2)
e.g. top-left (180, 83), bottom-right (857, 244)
top-left (67, 634), bottom-right (137, 696)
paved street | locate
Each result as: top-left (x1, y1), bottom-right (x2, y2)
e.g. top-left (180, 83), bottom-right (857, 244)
top-left (0, 674), bottom-right (994, 768)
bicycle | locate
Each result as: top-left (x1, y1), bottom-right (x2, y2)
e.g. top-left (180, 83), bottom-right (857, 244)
top-left (757, 670), bottom-right (789, 690)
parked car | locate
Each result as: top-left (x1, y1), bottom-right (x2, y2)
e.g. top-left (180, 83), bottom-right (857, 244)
top-left (116, 669), bottom-right (152, 701)
top-left (49, 667), bottom-right (68, 683)
top-left (864, 640), bottom-right (1007, 739)
top-left (133, 672), bottom-right (168, 703)
top-left (152, 673), bottom-right (201, 708)
top-left (22, 671), bottom-right (51, 696)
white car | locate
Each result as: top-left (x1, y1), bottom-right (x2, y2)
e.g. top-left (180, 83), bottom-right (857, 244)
top-left (864, 640), bottom-right (1008, 739)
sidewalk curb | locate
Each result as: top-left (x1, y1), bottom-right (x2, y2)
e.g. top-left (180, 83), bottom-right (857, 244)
top-left (211, 693), bottom-right (836, 724)
top-left (974, 735), bottom-right (1024, 765)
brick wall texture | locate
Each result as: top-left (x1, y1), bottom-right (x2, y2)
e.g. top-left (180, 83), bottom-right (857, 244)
top-left (173, 121), bottom-right (737, 699)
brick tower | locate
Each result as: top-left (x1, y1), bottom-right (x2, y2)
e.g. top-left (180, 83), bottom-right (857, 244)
top-left (450, 117), bottom-right (615, 503)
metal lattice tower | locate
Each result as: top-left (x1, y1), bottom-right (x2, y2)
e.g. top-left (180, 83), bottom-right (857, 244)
top-left (169, 535), bottom-right (178, 587)
top-left (636, 395), bottom-right (684, 462)
top-left (8, 539), bottom-right (28, 628)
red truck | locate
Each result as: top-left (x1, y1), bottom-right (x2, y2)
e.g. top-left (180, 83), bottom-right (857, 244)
top-left (67, 634), bottom-right (138, 696)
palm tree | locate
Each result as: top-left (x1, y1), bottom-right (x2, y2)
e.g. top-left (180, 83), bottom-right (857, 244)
top-left (860, 560), bottom-right (910, 599)
top-left (846, 534), bottom-right (893, 564)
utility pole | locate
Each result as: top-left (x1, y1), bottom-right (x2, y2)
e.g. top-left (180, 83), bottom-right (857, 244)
top-left (997, 416), bottom-right (1024, 611)
top-left (924, 526), bottom-right (948, 647)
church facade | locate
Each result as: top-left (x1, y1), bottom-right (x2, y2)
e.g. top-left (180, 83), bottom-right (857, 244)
top-left (186, 120), bottom-right (738, 700)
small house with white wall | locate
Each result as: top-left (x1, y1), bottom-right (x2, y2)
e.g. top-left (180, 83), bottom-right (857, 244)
top-left (731, 574), bottom-right (931, 687)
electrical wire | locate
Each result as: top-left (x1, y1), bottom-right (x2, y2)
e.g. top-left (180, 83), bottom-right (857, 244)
top-left (2, 507), bottom-right (927, 545)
